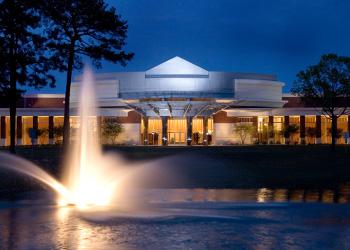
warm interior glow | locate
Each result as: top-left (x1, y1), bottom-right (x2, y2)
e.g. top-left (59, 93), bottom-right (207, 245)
top-left (216, 99), bottom-right (234, 104)
top-left (168, 118), bottom-right (187, 144)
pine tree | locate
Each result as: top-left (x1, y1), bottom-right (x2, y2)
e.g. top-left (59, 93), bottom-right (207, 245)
top-left (41, 0), bottom-right (133, 149)
top-left (0, 0), bottom-right (55, 153)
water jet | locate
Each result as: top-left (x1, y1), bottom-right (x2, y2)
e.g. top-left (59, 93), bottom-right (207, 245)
top-left (0, 68), bottom-right (134, 209)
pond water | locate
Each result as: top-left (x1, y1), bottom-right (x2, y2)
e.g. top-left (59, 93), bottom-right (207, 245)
top-left (1, 188), bottom-right (350, 249)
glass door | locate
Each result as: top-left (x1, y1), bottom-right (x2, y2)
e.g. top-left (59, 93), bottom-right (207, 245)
top-left (167, 118), bottom-right (187, 145)
top-left (168, 132), bottom-right (186, 145)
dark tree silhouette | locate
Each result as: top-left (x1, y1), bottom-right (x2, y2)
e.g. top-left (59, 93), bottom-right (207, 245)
top-left (41, 0), bottom-right (133, 149)
top-left (0, 0), bottom-right (55, 153)
top-left (0, 49), bottom-right (11, 107)
top-left (291, 54), bottom-right (350, 151)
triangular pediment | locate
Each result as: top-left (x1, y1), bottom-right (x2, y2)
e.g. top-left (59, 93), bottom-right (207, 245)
top-left (146, 56), bottom-right (208, 76)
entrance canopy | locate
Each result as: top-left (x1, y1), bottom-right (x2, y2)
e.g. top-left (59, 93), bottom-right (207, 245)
top-left (124, 98), bottom-right (233, 117)
top-left (71, 56), bottom-right (286, 113)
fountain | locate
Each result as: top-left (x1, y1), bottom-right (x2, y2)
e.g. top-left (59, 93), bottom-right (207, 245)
top-left (0, 68), bottom-right (138, 209)
top-left (61, 68), bottom-right (120, 208)
top-left (0, 68), bottom-right (209, 216)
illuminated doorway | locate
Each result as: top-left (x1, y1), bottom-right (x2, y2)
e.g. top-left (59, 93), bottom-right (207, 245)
top-left (168, 118), bottom-right (187, 145)
top-left (147, 118), bottom-right (162, 145)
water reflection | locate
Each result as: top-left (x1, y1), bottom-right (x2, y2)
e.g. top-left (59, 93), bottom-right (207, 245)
top-left (54, 207), bottom-right (112, 250)
top-left (54, 207), bottom-right (78, 249)
top-left (256, 188), bottom-right (274, 202)
top-left (2, 185), bottom-right (350, 249)
top-left (139, 182), bottom-right (350, 204)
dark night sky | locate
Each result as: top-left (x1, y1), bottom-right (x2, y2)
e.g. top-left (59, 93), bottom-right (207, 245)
top-left (30, 0), bottom-right (350, 94)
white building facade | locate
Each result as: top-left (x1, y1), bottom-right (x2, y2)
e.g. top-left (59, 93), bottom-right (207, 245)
top-left (0, 56), bottom-right (349, 146)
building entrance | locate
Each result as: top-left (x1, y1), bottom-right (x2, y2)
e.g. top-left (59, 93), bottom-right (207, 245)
top-left (145, 118), bottom-right (162, 145)
top-left (167, 118), bottom-right (187, 145)
top-left (168, 132), bottom-right (186, 145)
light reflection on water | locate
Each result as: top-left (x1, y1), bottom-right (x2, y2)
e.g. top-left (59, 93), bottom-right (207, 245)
top-left (2, 185), bottom-right (350, 249)
top-left (135, 183), bottom-right (350, 204)
top-left (2, 197), bottom-right (350, 249)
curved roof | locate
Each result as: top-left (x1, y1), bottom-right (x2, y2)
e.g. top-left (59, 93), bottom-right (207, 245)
top-left (71, 57), bottom-right (286, 116)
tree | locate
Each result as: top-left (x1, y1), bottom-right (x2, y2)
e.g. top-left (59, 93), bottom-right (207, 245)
top-left (291, 54), bottom-right (350, 151)
top-left (327, 128), bottom-right (343, 140)
top-left (26, 127), bottom-right (49, 144)
top-left (234, 124), bottom-right (255, 144)
top-left (259, 124), bottom-right (269, 144)
top-left (306, 127), bottom-right (317, 144)
top-left (35, 128), bottom-right (48, 144)
top-left (0, 0), bottom-right (55, 153)
top-left (52, 125), bottom-right (64, 144)
top-left (267, 126), bottom-right (275, 144)
top-left (282, 124), bottom-right (299, 144)
top-left (102, 119), bottom-right (123, 144)
top-left (34, 125), bottom-right (65, 144)
top-left (41, 0), bottom-right (133, 149)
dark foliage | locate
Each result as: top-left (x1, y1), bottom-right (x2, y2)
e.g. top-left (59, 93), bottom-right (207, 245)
top-left (282, 124), bottom-right (299, 139)
top-left (40, 0), bottom-right (134, 148)
top-left (306, 127), bottom-right (317, 138)
top-left (292, 54), bottom-right (350, 150)
top-left (0, 0), bottom-right (55, 153)
top-left (192, 132), bottom-right (200, 145)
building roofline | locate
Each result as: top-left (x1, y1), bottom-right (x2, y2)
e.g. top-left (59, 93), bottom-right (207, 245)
top-left (282, 93), bottom-right (298, 97)
top-left (23, 94), bottom-right (65, 98)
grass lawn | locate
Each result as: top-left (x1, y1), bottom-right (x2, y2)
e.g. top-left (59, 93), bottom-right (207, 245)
top-left (0, 145), bottom-right (350, 196)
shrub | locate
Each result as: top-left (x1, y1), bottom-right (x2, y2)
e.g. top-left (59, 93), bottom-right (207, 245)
top-left (234, 124), bottom-right (255, 144)
top-left (102, 119), bottom-right (124, 144)
top-left (282, 124), bottom-right (299, 138)
top-left (192, 132), bottom-right (200, 145)
top-left (53, 126), bottom-right (64, 144)
top-left (327, 128), bottom-right (343, 139)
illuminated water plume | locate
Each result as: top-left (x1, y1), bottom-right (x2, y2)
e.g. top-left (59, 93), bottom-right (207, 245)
top-left (0, 68), bottom-right (128, 208)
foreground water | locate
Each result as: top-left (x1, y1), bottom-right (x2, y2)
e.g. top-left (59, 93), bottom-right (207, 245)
top-left (1, 189), bottom-right (350, 249)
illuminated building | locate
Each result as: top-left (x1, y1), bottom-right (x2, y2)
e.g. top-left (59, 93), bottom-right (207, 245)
top-left (1, 57), bottom-right (349, 146)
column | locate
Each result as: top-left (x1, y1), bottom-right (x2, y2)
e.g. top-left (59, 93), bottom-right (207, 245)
top-left (348, 115), bottom-right (350, 144)
top-left (161, 116), bottom-right (168, 146)
top-left (96, 116), bottom-right (102, 144)
top-left (32, 116), bottom-right (38, 145)
top-left (0, 116), bottom-right (5, 146)
top-left (284, 116), bottom-right (290, 144)
top-left (186, 116), bottom-right (193, 146)
top-left (49, 116), bottom-right (54, 144)
top-left (268, 116), bottom-right (274, 144)
top-left (16, 116), bottom-right (22, 145)
top-left (300, 115), bottom-right (306, 145)
top-left (252, 116), bottom-right (258, 143)
top-left (203, 117), bottom-right (208, 145)
top-left (142, 116), bottom-right (148, 145)
top-left (331, 115), bottom-right (338, 145)
top-left (316, 115), bottom-right (322, 144)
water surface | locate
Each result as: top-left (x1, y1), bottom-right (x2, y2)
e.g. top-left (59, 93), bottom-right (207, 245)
top-left (1, 189), bottom-right (350, 249)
